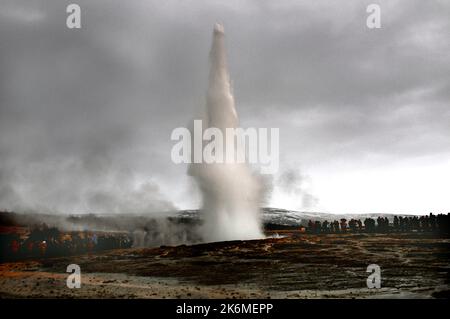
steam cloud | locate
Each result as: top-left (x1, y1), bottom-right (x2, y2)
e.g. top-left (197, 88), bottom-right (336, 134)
top-left (188, 24), bottom-right (264, 242)
top-left (278, 168), bottom-right (319, 209)
top-left (0, 158), bottom-right (176, 215)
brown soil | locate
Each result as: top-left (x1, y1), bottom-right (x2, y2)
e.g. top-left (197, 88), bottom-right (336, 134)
top-left (1, 232), bottom-right (449, 298)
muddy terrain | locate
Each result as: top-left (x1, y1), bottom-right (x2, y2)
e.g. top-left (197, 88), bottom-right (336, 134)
top-left (0, 232), bottom-right (449, 299)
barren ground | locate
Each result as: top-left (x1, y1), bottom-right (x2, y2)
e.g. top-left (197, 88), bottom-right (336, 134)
top-left (1, 232), bottom-right (449, 299)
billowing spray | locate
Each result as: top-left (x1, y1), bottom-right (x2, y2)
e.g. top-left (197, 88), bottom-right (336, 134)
top-left (189, 24), bottom-right (263, 242)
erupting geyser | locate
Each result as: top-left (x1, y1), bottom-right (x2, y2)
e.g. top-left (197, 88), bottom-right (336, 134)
top-left (188, 24), bottom-right (264, 242)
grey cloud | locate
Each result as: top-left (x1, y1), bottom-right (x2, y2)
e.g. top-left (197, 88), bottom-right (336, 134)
top-left (0, 0), bottom-right (449, 213)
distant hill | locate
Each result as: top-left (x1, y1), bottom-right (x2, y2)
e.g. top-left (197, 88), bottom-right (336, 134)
top-left (0, 208), bottom-right (415, 232)
top-left (179, 208), bottom-right (413, 227)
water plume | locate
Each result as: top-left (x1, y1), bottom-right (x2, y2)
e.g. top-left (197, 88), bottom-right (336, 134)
top-left (189, 24), bottom-right (263, 242)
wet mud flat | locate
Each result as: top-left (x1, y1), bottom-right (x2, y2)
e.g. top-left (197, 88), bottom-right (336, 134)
top-left (1, 232), bottom-right (449, 298)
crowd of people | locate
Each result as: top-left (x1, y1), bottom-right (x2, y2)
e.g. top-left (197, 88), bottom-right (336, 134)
top-left (0, 223), bottom-right (132, 262)
top-left (306, 213), bottom-right (450, 234)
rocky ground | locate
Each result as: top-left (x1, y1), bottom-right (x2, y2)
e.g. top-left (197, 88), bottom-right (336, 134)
top-left (0, 232), bottom-right (449, 298)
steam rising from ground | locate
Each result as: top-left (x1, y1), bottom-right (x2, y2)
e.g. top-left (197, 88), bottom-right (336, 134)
top-left (1, 211), bottom-right (201, 247)
top-left (188, 24), bottom-right (263, 242)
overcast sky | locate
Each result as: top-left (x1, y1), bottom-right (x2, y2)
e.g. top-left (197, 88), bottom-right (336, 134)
top-left (1, 0), bottom-right (449, 215)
